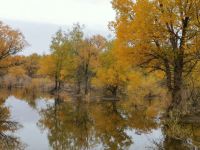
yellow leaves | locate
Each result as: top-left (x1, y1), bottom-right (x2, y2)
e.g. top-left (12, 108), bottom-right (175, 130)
top-left (93, 42), bottom-right (129, 90)
top-left (0, 21), bottom-right (27, 59)
top-left (8, 66), bottom-right (26, 78)
top-left (127, 70), bottom-right (166, 99)
top-left (111, 0), bottom-right (200, 97)
top-left (24, 53), bottom-right (40, 77)
top-left (95, 66), bottom-right (124, 87)
top-left (112, 0), bottom-right (160, 67)
top-left (60, 70), bottom-right (66, 81)
top-left (112, 0), bottom-right (182, 65)
top-left (112, 0), bottom-right (134, 15)
top-left (0, 57), bottom-right (22, 69)
top-left (146, 102), bottom-right (160, 118)
top-left (127, 71), bottom-right (143, 91)
top-left (38, 55), bottom-right (55, 77)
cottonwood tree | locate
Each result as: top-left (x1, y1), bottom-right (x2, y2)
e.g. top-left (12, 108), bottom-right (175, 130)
top-left (50, 29), bottom-right (69, 90)
top-left (65, 24), bottom-right (107, 94)
top-left (39, 31), bottom-right (69, 91)
top-left (93, 41), bottom-right (129, 97)
top-left (0, 21), bottom-right (26, 61)
top-left (80, 35), bottom-right (107, 94)
top-left (111, 0), bottom-right (200, 111)
top-left (0, 21), bottom-right (26, 85)
top-left (24, 53), bottom-right (40, 77)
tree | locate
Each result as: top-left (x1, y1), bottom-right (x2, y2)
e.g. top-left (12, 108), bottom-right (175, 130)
top-left (111, 0), bottom-right (200, 112)
top-left (0, 21), bottom-right (26, 80)
top-left (0, 21), bottom-right (26, 61)
top-left (24, 53), bottom-right (40, 77)
top-left (80, 35), bottom-right (107, 94)
top-left (0, 56), bottom-right (28, 88)
top-left (93, 41), bottom-right (129, 97)
top-left (64, 24), bottom-right (107, 94)
top-left (67, 24), bottom-right (87, 94)
top-left (50, 29), bottom-right (69, 90)
top-left (0, 56), bottom-right (25, 75)
top-left (39, 24), bottom-right (107, 94)
top-left (39, 30), bottom-right (69, 91)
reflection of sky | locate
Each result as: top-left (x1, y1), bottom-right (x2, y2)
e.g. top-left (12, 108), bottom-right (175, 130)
top-left (128, 129), bottom-right (163, 150)
top-left (5, 96), bottom-right (54, 150)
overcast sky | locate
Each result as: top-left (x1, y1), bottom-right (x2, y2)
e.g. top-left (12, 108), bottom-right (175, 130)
top-left (0, 0), bottom-right (115, 55)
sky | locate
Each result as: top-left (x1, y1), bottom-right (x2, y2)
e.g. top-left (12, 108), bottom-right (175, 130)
top-left (0, 0), bottom-right (115, 55)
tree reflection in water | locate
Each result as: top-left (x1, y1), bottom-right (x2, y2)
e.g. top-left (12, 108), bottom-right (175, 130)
top-left (0, 97), bottom-right (24, 150)
top-left (150, 118), bottom-right (200, 150)
top-left (38, 96), bottom-right (160, 150)
top-left (90, 101), bottom-right (133, 150)
top-left (38, 96), bottom-right (96, 150)
top-left (2, 89), bottom-right (199, 149)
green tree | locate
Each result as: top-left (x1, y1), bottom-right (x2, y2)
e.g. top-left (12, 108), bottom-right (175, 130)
top-left (39, 30), bottom-right (69, 91)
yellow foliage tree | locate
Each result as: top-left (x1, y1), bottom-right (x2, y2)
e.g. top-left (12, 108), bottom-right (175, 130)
top-left (111, 0), bottom-right (200, 111)
top-left (93, 42), bottom-right (129, 96)
top-left (24, 53), bottom-right (40, 77)
top-left (0, 21), bottom-right (26, 61)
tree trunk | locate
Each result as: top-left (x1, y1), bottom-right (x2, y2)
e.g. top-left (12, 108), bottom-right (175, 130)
top-left (166, 17), bottom-right (188, 113)
top-left (85, 77), bottom-right (89, 95)
top-left (109, 85), bottom-right (118, 97)
top-left (164, 60), bottom-right (172, 91)
top-left (168, 52), bottom-right (183, 112)
top-left (84, 64), bottom-right (89, 95)
top-left (84, 62), bottom-right (90, 95)
top-left (54, 73), bottom-right (59, 91)
top-left (55, 80), bottom-right (58, 91)
top-left (77, 80), bottom-right (81, 94)
top-left (58, 81), bottom-right (61, 90)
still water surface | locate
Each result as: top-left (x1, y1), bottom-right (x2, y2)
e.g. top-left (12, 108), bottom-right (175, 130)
top-left (1, 91), bottom-right (200, 150)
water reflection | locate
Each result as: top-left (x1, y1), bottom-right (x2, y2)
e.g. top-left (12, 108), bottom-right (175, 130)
top-left (160, 120), bottom-right (200, 150)
top-left (38, 98), bottom-right (97, 150)
top-left (38, 96), bottom-right (160, 150)
top-left (91, 102), bottom-right (132, 150)
top-left (0, 89), bottom-right (199, 150)
top-left (0, 95), bottom-right (24, 150)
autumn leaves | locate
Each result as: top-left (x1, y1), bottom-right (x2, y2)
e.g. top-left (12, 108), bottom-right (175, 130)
top-left (111, 0), bottom-right (200, 113)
